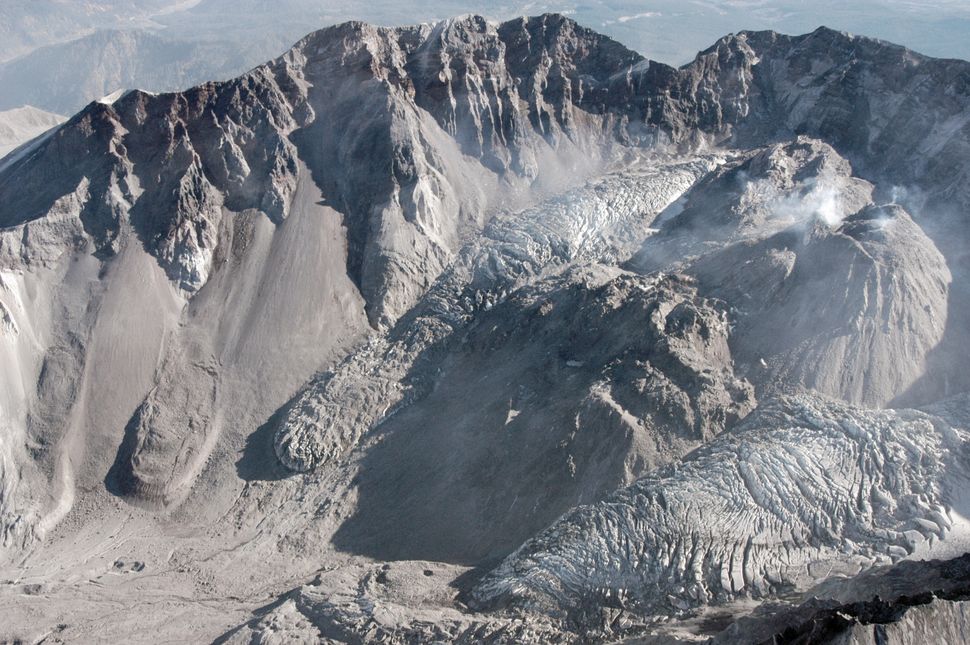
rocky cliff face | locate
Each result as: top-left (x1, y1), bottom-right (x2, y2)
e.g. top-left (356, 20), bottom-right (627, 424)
top-left (2, 13), bottom-right (970, 645)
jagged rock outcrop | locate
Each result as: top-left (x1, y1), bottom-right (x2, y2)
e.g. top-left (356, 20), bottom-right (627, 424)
top-left (714, 552), bottom-right (970, 644)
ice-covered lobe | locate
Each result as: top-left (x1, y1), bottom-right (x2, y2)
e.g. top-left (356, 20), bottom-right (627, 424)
top-left (472, 394), bottom-right (970, 625)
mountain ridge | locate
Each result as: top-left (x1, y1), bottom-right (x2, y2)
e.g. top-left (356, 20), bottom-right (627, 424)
top-left (2, 14), bottom-right (970, 643)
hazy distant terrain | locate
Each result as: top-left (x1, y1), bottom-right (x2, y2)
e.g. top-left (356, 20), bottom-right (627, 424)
top-left (0, 30), bottom-right (272, 114)
top-left (140, 0), bottom-right (970, 66)
top-left (0, 105), bottom-right (64, 156)
top-left (1, 0), bottom-right (969, 114)
top-left (0, 0), bottom-right (201, 62)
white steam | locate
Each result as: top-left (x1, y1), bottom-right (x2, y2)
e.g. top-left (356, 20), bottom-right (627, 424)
top-left (734, 171), bottom-right (851, 231)
top-left (776, 176), bottom-right (848, 227)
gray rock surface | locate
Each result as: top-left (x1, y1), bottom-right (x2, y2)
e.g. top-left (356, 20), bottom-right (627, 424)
top-left (715, 552), bottom-right (970, 644)
top-left (634, 138), bottom-right (950, 407)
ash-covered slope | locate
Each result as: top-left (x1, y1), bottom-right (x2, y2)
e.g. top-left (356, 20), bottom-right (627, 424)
top-left (0, 0), bottom-right (192, 63)
top-left (2, 13), bottom-right (970, 645)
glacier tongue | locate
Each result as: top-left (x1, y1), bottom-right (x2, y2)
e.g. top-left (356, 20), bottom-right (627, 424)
top-left (471, 393), bottom-right (970, 632)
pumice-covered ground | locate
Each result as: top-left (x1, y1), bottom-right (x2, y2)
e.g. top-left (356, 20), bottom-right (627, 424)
top-left (2, 13), bottom-right (970, 644)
